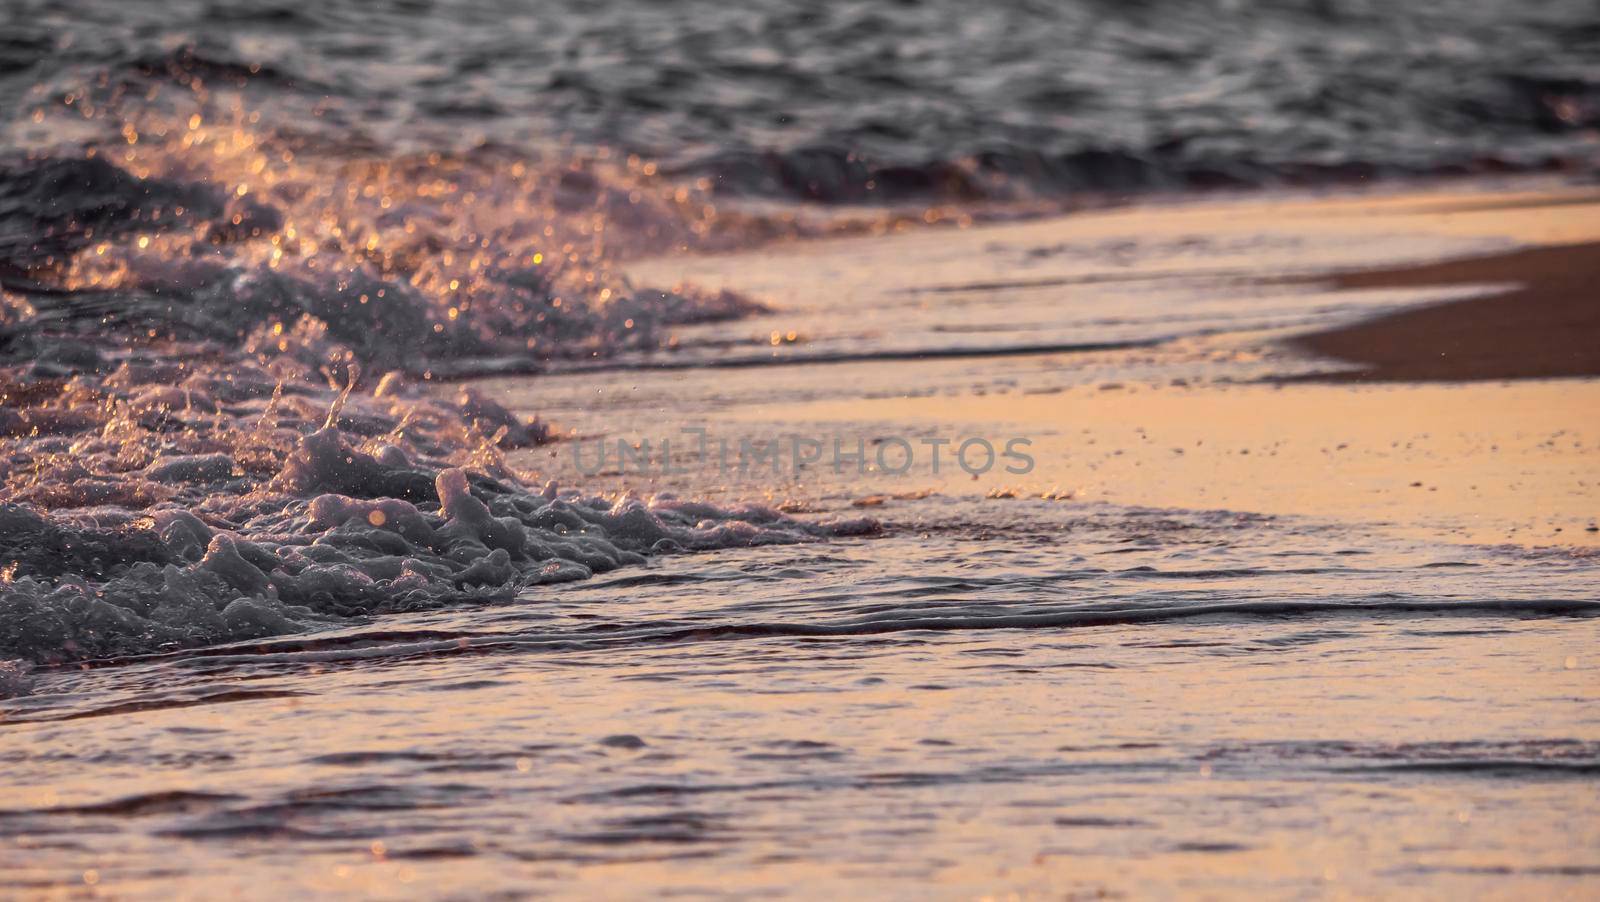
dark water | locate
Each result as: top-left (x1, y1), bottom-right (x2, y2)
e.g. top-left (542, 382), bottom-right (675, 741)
top-left (5, 0), bottom-right (1599, 202)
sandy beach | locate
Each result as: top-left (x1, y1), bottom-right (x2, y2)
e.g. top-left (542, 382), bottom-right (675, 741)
top-left (1290, 239), bottom-right (1600, 381)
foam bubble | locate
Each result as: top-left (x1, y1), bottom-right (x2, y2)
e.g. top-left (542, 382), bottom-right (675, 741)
top-left (0, 355), bottom-right (869, 665)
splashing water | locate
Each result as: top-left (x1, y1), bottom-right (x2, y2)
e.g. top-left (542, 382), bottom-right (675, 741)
top-left (0, 109), bottom-right (885, 667)
top-left (0, 351), bottom-right (875, 664)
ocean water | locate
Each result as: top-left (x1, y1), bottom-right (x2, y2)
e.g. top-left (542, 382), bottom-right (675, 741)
top-left (5, 0), bottom-right (1598, 202)
top-left (4, 474), bottom-right (1598, 896)
top-left (2, 0), bottom-right (1599, 896)
top-left (4, 320), bottom-right (1599, 895)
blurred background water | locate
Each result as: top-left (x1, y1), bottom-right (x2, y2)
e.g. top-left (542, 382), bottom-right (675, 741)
top-left (5, 0), bottom-right (1598, 203)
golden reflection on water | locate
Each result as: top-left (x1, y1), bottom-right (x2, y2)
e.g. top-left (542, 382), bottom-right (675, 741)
top-left (759, 380), bottom-right (1600, 547)
top-left (4, 615), bottom-right (1595, 898)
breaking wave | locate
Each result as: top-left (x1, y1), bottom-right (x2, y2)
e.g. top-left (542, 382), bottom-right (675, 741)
top-left (8, 0), bottom-right (1598, 205)
top-left (0, 27), bottom-right (891, 665)
top-left (0, 136), bottom-right (881, 665)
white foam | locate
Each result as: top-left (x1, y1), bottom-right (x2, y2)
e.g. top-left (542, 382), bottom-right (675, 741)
top-left (0, 359), bottom-right (869, 665)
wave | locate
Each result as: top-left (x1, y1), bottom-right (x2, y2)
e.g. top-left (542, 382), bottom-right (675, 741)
top-left (20, 596), bottom-right (1592, 678)
top-left (9, 0), bottom-right (1599, 207)
top-left (0, 117), bottom-right (880, 669)
top-left (667, 143), bottom-right (1584, 206)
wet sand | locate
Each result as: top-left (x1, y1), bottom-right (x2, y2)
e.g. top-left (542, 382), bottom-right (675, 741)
top-left (501, 359), bottom-right (1599, 548)
top-left (742, 378), bottom-right (1600, 546)
top-left (1289, 240), bottom-right (1600, 381)
top-left (521, 178), bottom-right (1600, 548)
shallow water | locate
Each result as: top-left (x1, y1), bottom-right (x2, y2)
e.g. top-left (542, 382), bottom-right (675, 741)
top-left (4, 176), bottom-right (1600, 895)
top-left (7, 290), bottom-right (1600, 895)
top-left (3, 494), bottom-right (1597, 897)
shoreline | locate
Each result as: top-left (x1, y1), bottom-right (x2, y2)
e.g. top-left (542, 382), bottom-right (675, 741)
top-left (477, 177), bottom-right (1600, 549)
top-left (417, 175), bottom-right (1600, 383)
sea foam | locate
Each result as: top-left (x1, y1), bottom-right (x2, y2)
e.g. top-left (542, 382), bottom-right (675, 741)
top-left (0, 357), bottom-right (871, 664)
top-left (0, 142), bottom-right (873, 665)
